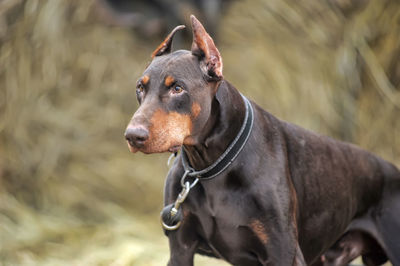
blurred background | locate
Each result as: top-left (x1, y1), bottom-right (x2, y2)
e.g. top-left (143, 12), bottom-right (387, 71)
top-left (0, 0), bottom-right (399, 265)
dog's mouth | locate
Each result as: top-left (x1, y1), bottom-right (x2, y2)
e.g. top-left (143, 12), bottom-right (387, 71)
top-left (126, 141), bottom-right (139, 153)
top-left (126, 140), bottom-right (181, 154)
top-left (168, 145), bottom-right (181, 153)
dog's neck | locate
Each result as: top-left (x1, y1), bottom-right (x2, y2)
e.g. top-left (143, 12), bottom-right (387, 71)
top-left (183, 80), bottom-right (246, 170)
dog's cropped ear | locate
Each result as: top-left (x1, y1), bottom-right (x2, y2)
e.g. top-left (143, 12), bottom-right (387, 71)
top-left (151, 25), bottom-right (185, 58)
top-left (190, 15), bottom-right (223, 81)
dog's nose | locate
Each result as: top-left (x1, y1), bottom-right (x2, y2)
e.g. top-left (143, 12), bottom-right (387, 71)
top-left (125, 126), bottom-right (149, 147)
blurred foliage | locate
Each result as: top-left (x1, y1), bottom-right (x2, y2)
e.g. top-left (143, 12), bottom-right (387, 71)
top-left (0, 0), bottom-right (399, 265)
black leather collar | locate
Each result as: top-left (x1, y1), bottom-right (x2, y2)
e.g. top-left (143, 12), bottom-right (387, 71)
top-left (161, 95), bottom-right (254, 231)
top-left (181, 94), bottom-right (254, 180)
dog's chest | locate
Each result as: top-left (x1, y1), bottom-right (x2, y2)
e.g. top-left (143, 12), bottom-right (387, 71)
top-left (186, 187), bottom-right (267, 264)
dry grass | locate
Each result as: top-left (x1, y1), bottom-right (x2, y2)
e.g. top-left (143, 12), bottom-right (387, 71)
top-left (0, 0), bottom-right (398, 265)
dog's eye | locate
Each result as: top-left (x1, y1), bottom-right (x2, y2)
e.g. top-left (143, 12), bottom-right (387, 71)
top-left (136, 84), bottom-right (144, 95)
top-left (171, 85), bottom-right (183, 94)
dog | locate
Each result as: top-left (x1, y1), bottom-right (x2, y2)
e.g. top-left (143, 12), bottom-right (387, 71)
top-left (124, 15), bottom-right (400, 265)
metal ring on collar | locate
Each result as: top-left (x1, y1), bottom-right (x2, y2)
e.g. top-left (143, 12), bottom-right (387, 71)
top-left (161, 217), bottom-right (182, 231)
top-left (180, 169), bottom-right (199, 189)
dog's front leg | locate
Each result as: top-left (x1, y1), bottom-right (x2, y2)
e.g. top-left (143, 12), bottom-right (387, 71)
top-left (166, 229), bottom-right (198, 266)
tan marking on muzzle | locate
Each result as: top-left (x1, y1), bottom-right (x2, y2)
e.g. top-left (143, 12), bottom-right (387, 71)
top-left (250, 219), bottom-right (268, 244)
top-left (164, 76), bottom-right (175, 87)
top-left (142, 109), bottom-right (192, 153)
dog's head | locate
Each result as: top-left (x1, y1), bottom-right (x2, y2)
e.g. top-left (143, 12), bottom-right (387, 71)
top-left (125, 15), bottom-right (223, 154)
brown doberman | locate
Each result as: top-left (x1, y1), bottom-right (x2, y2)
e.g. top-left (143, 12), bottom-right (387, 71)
top-left (124, 15), bottom-right (400, 266)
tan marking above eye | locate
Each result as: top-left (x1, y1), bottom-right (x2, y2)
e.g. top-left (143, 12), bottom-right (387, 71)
top-left (164, 76), bottom-right (175, 87)
top-left (142, 75), bottom-right (150, 85)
